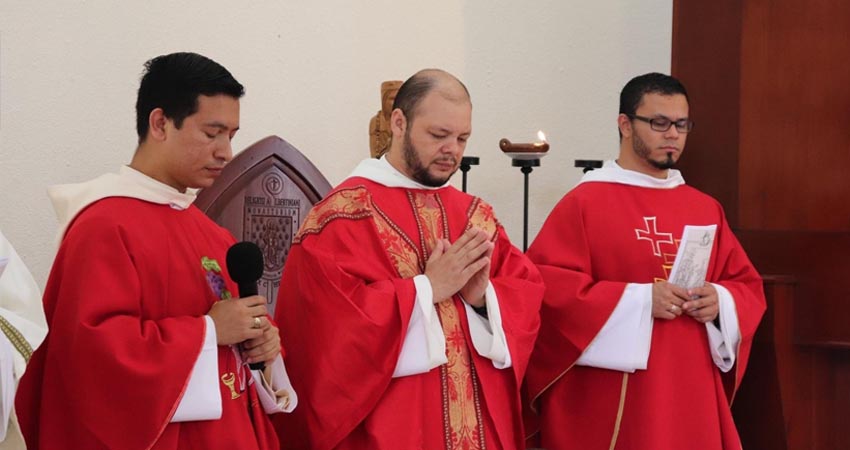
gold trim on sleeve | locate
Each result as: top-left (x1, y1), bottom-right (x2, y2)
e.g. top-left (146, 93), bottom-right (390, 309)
top-left (0, 315), bottom-right (33, 362)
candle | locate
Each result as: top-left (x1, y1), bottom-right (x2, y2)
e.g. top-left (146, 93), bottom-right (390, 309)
top-left (499, 131), bottom-right (549, 154)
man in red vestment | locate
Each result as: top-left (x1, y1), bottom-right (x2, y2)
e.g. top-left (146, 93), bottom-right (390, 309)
top-left (273, 69), bottom-right (544, 449)
top-left (525, 73), bottom-right (766, 450)
top-left (16, 52), bottom-right (296, 450)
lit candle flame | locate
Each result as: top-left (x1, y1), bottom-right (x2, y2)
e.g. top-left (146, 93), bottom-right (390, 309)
top-left (537, 130), bottom-right (547, 142)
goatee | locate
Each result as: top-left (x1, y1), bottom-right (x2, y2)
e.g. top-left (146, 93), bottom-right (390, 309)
top-left (650, 152), bottom-right (676, 170)
top-left (633, 133), bottom-right (677, 170)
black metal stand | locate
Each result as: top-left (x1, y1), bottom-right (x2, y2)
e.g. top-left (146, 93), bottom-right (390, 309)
top-left (512, 158), bottom-right (541, 252)
top-left (574, 159), bottom-right (603, 173)
top-left (460, 156), bottom-right (480, 193)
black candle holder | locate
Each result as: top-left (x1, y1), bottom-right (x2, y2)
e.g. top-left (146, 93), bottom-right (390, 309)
top-left (500, 138), bottom-right (548, 252)
top-left (574, 159), bottom-right (603, 173)
top-left (460, 156), bottom-right (480, 193)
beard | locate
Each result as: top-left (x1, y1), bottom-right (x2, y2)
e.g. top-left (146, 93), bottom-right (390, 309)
top-left (632, 132), bottom-right (676, 170)
top-left (402, 128), bottom-right (458, 187)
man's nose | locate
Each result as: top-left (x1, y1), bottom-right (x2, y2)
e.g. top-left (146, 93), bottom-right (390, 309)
top-left (442, 138), bottom-right (462, 155)
top-left (217, 139), bottom-right (234, 162)
top-left (663, 125), bottom-right (681, 139)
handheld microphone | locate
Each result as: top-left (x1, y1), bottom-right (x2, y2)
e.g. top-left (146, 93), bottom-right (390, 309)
top-left (226, 241), bottom-right (266, 370)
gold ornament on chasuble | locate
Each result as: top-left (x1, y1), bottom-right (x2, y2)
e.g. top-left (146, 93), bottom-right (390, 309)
top-left (293, 187), bottom-right (373, 244)
top-left (464, 198), bottom-right (499, 241)
top-left (294, 186), bottom-right (499, 449)
top-left (406, 191), bottom-right (486, 450)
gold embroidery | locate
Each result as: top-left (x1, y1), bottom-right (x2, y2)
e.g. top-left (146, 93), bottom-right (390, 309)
top-left (306, 188), bottom-right (495, 448)
top-left (0, 315), bottom-right (33, 362)
top-left (436, 301), bottom-right (484, 449)
top-left (466, 198), bottom-right (498, 241)
top-left (294, 187), bottom-right (373, 243)
top-left (410, 191), bottom-right (484, 450)
top-left (221, 372), bottom-right (240, 399)
top-left (372, 201), bottom-right (421, 278)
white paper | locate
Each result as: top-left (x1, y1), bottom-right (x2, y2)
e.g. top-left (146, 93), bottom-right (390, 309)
top-left (668, 225), bottom-right (717, 289)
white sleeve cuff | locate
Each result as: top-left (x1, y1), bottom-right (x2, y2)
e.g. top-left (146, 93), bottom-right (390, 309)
top-left (392, 275), bottom-right (447, 378)
top-left (171, 316), bottom-right (222, 422)
top-left (706, 283), bottom-right (741, 372)
top-left (0, 333), bottom-right (15, 441)
top-left (463, 282), bottom-right (511, 369)
top-left (576, 283), bottom-right (654, 373)
top-left (251, 354), bottom-right (298, 414)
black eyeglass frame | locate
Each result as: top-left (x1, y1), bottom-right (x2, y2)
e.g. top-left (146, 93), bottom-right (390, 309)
top-left (627, 114), bottom-right (695, 133)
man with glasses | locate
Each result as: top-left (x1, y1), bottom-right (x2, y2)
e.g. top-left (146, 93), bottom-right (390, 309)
top-left (524, 73), bottom-right (765, 450)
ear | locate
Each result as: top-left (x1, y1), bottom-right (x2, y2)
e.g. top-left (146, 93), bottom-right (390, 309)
top-left (617, 113), bottom-right (633, 138)
top-left (148, 108), bottom-right (169, 142)
top-left (389, 108), bottom-right (407, 138)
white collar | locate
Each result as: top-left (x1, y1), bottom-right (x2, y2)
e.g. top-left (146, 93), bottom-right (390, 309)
top-left (49, 166), bottom-right (197, 242)
top-left (577, 160), bottom-right (686, 189)
top-left (347, 156), bottom-right (450, 190)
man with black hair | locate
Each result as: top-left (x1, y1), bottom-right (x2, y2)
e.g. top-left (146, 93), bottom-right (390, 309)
top-left (524, 73), bottom-right (765, 449)
top-left (273, 69), bottom-right (544, 449)
top-left (16, 52), bottom-right (296, 450)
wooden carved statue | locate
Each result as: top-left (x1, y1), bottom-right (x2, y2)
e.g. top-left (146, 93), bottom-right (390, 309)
top-left (368, 80), bottom-right (403, 158)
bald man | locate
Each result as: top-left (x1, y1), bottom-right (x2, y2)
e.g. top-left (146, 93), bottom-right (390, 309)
top-left (273, 69), bottom-right (544, 450)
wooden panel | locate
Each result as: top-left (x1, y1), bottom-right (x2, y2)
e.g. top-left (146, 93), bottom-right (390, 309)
top-left (674, 1), bottom-right (850, 447)
top-left (671, 0), bottom-right (742, 227)
top-left (196, 136), bottom-right (332, 315)
top-left (737, 230), bottom-right (850, 346)
top-left (733, 277), bottom-right (813, 450)
top-left (738, 0), bottom-right (850, 231)
top-left (817, 352), bottom-right (850, 449)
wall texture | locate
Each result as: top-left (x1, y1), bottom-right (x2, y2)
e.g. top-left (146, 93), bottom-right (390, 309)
top-left (0, 0), bottom-right (672, 286)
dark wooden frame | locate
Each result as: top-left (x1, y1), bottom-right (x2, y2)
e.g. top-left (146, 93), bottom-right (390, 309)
top-left (196, 135), bottom-right (331, 216)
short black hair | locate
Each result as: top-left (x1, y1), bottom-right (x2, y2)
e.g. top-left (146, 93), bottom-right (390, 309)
top-left (392, 69), bottom-right (470, 125)
top-left (619, 72), bottom-right (688, 116)
top-left (135, 52), bottom-right (244, 143)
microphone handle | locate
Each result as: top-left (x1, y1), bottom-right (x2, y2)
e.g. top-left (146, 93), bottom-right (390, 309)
top-left (238, 282), bottom-right (258, 297)
top-left (237, 282), bottom-right (265, 371)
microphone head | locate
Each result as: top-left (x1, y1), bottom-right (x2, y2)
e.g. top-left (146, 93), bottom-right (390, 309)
top-left (226, 241), bottom-right (264, 284)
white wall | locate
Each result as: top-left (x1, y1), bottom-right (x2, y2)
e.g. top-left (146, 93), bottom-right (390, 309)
top-left (0, 1), bottom-right (671, 286)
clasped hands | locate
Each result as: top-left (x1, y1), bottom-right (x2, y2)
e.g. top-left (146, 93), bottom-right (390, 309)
top-left (425, 228), bottom-right (494, 308)
top-left (652, 281), bottom-right (719, 324)
top-left (208, 295), bottom-right (281, 365)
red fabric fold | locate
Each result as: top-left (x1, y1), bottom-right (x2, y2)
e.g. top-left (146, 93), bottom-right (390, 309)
top-left (525, 182), bottom-right (765, 450)
top-left (16, 198), bottom-right (279, 449)
top-left (273, 179), bottom-right (543, 450)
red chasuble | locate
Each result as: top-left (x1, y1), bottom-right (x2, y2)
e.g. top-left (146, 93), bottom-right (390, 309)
top-left (16, 198), bottom-right (279, 449)
top-left (273, 178), bottom-right (544, 450)
top-left (525, 181), bottom-right (766, 450)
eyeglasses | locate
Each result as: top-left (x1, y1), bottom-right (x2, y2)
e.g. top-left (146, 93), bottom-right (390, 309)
top-left (627, 114), bottom-right (694, 133)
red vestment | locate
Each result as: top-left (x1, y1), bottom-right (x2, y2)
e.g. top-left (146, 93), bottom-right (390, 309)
top-left (273, 177), bottom-right (544, 450)
top-left (16, 198), bottom-right (279, 449)
top-left (525, 178), bottom-right (766, 450)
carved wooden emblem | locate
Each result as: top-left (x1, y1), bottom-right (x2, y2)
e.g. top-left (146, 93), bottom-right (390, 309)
top-left (196, 136), bottom-right (332, 314)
